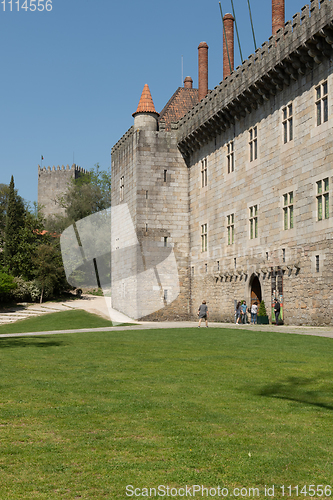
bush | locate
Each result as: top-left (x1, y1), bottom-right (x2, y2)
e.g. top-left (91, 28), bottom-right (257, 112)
top-left (0, 271), bottom-right (17, 301)
top-left (258, 300), bottom-right (268, 317)
top-left (11, 277), bottom-right (41, 302)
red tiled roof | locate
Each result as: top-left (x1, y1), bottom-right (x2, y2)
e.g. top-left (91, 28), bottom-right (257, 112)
top-left (158, 87), bottom-right (199, 131)
top-left (133, 84), bottom-right (159, 116)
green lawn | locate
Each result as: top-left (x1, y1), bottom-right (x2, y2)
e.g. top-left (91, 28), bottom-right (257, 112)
top-left (0, 309), bottom-right (113, 334)
top-left (0, 327), bottom-right (332, 499)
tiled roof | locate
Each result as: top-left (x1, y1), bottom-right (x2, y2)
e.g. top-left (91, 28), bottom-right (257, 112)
top-left (133, 84), bottom-right (159, 116)
top-left (158, 87), bottom-right (199, 131)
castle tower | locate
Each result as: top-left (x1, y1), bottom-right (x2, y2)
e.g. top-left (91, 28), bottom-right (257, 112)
top-left (37, 164), bottom-right (86, 218)
top-left (132, 84), bottom-right (159, 131)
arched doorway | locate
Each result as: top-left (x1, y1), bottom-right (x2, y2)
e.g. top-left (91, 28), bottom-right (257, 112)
top-left (250, 274), bottom-right (262, 306)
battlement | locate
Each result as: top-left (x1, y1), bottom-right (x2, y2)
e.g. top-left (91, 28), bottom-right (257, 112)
top-left (177, 0), bottom-right (333, 154)
top-left (37, 163), bottom-right (88, 218)
top-left (38, 163), bottom-right (87, 174)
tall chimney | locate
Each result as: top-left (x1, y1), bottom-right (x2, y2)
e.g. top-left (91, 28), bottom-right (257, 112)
top-left (272, 0), bottom-right (285, 36)
top-left (223, 13), bottom-right (234, 80)
top-left (198, 42), bottom-right (208, 101)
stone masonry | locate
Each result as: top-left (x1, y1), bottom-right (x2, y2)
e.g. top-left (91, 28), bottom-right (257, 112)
top-left (111, 0), bottom-right (333, 325)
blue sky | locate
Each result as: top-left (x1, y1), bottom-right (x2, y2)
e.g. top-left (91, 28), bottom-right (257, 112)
top-left (0, 0), bottom-right (309, 206)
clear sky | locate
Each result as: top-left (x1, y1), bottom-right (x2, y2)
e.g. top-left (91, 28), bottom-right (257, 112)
top-left (0, 0), bottom-right (309, 206)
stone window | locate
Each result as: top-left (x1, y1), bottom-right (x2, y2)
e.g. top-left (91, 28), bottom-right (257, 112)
top-left (316, 81), bottom-right (328, 126)
top-left (227, 213), bottom-right (234, 245)
top-left (249, 205), bottom-right (258, 239)
top-left (201, 223), bottom-right (207, 252)
top-left (164, 236), bottom-right (168, 247)
top-left (249, 126), bottom-right (257, 161)
top-left (227, 140), bottom-right (234, 173)
top-left (317, 178), bottom-right (329, 220)
top-left (201, 158), bottom-right (207, 187)
top-left (282, 103), bottom-right (293, 143)
top-left (283, 191), bottom-right (294, 229)
top-left (164, 169), bottom-right (167, 182)
top-left (120, 175), bottom-right (124, 202)
top-left (316, 255), bottom-right (320, 273)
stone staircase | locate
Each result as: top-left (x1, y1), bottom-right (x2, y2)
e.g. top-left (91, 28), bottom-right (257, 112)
top-left (0, 303), bottom-right (76, 326)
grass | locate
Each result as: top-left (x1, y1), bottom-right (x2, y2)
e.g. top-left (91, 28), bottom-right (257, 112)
top-left (0, 327), bottom-right (332, 499)
top-left (0, 309), bottom-right (112, 334)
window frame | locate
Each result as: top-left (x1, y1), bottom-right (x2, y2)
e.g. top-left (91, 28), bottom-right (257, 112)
top-left (282, 103), bottom-right (293, 144)
top-left (249, 205), bottom-right (258, 239)
top-left (249, 126), bottom-right (258, 162)
top-left (315, 81), bottom-right (328, 126)
top-left (201, 223), bottom-right (207, 252)
top-left (227, 140), bottom-right (234, 173)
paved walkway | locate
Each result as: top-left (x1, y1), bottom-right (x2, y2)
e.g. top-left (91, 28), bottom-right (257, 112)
top-left (1, 295), bottom-right (333, 339)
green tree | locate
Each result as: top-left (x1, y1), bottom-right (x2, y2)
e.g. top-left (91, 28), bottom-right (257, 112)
top-left (0, 271), bottom-right (17, 302)
top-left (4, 176), bottom-right (26, 272)
top-left (46, 164), bottom-right (111, 233)
top-left (32, 244), bottom-right (66, 303)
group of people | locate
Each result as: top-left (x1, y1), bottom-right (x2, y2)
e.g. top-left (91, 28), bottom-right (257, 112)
top-left (197, 298), bottom-right (281, 327)
top-left (235, 301), bottom-right (258, 325)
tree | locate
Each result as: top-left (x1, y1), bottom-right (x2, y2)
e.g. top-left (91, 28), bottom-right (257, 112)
top-left (32, 244), bottom-right (66, 303)
top-left (0, 271), bottom-right (17, 302)
top-left (46, 164), bottom-right (111, 233)
top-left (4, 176), bottom-right (26, 272)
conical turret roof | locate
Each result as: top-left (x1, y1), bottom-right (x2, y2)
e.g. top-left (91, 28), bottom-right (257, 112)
top-left (132, 84), bottom-right (159, 117)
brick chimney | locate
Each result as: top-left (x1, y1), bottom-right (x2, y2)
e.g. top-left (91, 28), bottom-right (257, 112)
top-left (198, 42), bottom-right (208, 101)
top-left (223, 13), bottom-right (234, 79)
top-left (184, 76), bottom-right (193, 89)
top-left (272, 0), bottom-right (285, 36)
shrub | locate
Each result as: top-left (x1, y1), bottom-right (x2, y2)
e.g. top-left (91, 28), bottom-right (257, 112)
top-left (258, 300), bottom-right (268, 317)
top-left (0, 271), bottom-right (17, 301)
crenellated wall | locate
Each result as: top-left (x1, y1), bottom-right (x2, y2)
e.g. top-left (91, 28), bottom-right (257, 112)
top-left (38, 164), bottom-right (87, 218)
top-left (177, 0), bottom-right (333, 152)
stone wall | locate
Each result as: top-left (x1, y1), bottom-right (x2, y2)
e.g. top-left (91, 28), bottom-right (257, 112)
top-left (188, 57), bottom-right (333, 325)
top-left (38, 164), bottom-right (87, 218)
top-left (111, 125), bottom-right (191, 320)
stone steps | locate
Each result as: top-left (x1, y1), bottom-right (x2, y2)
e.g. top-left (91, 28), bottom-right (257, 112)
top-left (0, 303), bottom-right (74, 326)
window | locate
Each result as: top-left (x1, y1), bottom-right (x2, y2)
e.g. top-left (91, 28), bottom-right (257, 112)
top-left (316, 255), bottom-right (320, 273)
top-left (282, 248), bottom-right (286, 263)
top-left (201, 158), bottom-right (207, 187)
top-left (282, 103), bottom-right (293, 143)
top-left (164, 236), bottom-right (168, 247)
top-left (249, 205), bottom-right (258, 239)
top-left (316, 81), bottom-right (328, 125)
top-left (217, 261), bottom-right (220, 272)
top-left (120, 175), bottom-right (124, 201)
top-left (145, 190), bottom-right (148, 199)
top-left (227, 214), bottom-right (234, 245)
top-left (317, 178), bottom-right (329, 220)
top-left (201, 223), bottom-right (207, 252)
top-left (249, 126), bottom-right (257, 161)
top-left (227, 140), bottom-right (234, 173)
top-left (283, 191), bottom-right (294, 229)
top-left (163, 289), bottom-right (168, 301)
top-left (164, 169), bottom-right (167, 182)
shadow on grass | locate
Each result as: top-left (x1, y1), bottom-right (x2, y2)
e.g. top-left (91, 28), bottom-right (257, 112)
top-left (0, 337), bottom-right (65, 349)
top-left (257, 375), bottom-right (333, 411)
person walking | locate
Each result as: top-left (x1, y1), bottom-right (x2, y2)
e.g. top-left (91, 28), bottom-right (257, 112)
top-left (198, 300), bottom-right (209, 327)
top-left (251, 301), bottom-right (258, 324)
top-left (241, 300), bottom-right (248, 324)
top-left (274, 298), bottom-right (280, 325)
top-left (235, 301), bottom-right (241, 324)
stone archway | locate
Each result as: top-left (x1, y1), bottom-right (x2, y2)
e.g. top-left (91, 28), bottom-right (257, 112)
top-left (250, 274), bottom-right (262, 306)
